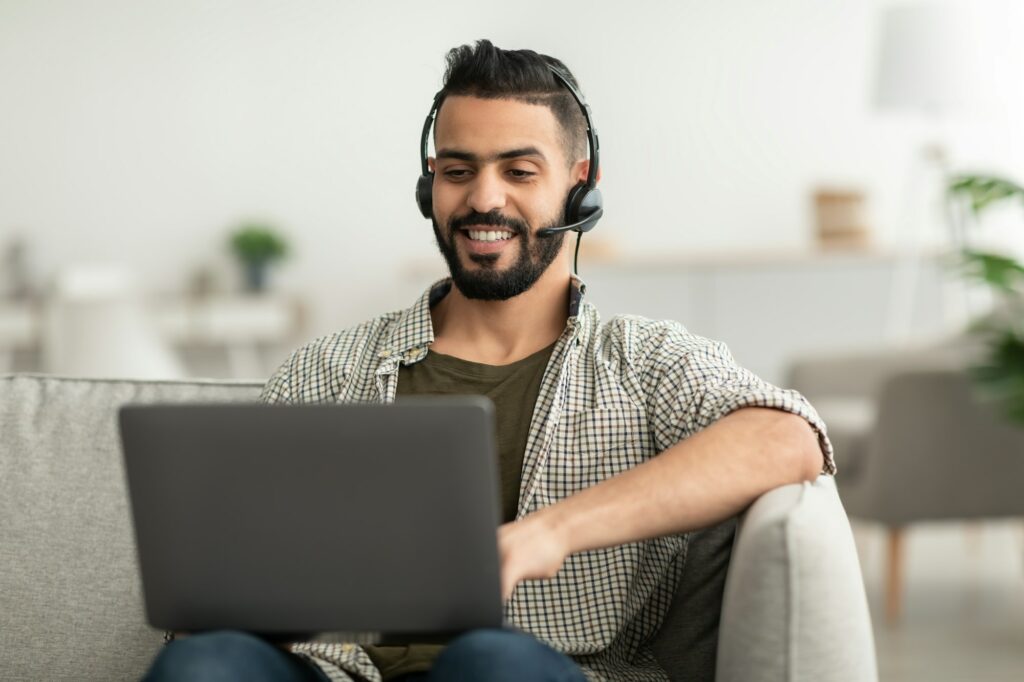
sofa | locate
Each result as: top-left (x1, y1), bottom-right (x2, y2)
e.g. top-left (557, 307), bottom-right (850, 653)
top-left (0, 374), bottom-right (877, 681)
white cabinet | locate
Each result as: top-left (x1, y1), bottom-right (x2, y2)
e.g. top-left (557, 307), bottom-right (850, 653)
top-left (580, 250), bottom-right (951, 385)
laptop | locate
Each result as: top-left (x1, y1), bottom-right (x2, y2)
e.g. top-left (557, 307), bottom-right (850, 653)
top-left (119, 397), bottom-right (503, 641)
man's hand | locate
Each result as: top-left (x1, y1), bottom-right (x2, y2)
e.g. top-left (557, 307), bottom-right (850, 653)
top-left (497, 512), bottom-right (569, 601)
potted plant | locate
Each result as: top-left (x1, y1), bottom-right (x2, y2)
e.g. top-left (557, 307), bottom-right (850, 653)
top-left (230, 222), bottom-right (288, 293)
top-left (947, 175), bottom-right (1024, 425)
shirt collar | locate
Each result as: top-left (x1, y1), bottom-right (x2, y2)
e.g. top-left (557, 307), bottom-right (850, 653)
top-left (378, 276), bottom-right (588, 362)
top-left (568, 274), bottom-right (586, 319)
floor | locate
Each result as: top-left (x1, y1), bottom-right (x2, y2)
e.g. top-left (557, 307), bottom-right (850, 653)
top-left (853, 520), bottom-right (1024, 681)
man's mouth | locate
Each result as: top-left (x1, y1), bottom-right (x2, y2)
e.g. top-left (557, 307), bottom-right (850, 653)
top-left (456, 227), bottom-right (518, 256)
top-left (460, 227), bottom-right (516, 243)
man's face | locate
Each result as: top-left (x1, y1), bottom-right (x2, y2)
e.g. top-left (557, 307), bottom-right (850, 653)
top-left (429, 96), bottom-right (578, 301)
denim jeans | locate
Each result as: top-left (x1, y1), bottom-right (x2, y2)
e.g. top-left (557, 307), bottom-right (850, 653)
top-left (144, 629), bottom-right (587, 682)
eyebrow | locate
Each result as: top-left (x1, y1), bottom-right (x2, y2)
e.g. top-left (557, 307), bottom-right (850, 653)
top-left (435, 146), bottom-right (548, 163)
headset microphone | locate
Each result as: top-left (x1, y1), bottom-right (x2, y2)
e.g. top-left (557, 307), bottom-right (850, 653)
top-left (536, 206), bottom-right (604, 237)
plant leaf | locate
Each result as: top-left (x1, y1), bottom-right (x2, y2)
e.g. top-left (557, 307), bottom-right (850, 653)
top-left (948, 174), bottom-right (1024, 215)
top-left (957, 250), bottom-right (1024, 293)
top-left (970, 331), bottom-right (1024, 427)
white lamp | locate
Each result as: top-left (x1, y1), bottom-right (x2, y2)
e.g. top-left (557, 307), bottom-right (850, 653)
top-left (874, 2), bottom-right (992, 116)
top-left (872, 1), bottom-right (1000, 340)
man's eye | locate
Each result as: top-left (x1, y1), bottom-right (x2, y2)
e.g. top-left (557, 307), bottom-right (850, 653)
top-left (443, 169), bottom-right (472, 180)
top-left (508, 169), bottom-right (535, 179)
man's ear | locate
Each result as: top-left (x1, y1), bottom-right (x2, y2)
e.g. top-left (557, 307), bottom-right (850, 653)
top-left (575, 159), bottom-right (601, 184)
top-left (427, 157), bottom-right (436, 173)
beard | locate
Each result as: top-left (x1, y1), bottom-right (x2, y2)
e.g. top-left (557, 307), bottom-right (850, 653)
top-left (432, 208), bottom-right (566, 301)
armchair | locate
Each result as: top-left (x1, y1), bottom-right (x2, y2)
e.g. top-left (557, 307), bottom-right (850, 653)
top-left (787, 340), bottom-right (1024, 623)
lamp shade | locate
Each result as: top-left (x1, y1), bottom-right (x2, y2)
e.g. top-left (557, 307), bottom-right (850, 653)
top-left (874, 2), bottom-right (992, 115)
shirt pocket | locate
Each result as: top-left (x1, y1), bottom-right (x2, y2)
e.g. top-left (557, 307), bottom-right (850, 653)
top-left (542, 407), bottom-right (653, 502)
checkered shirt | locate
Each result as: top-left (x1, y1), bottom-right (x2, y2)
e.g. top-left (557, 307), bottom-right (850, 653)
top-left (259, 277), bottom-right (835, 682)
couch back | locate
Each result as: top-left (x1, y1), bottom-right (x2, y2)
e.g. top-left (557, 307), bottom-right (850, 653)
top-left (1, 374), bottom-right (875, 681)
top-left (1, 375), bottom-right (261, 681)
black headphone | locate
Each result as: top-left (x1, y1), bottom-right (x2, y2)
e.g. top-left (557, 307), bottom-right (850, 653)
top-left (415, 65), bottom-right (603, 237)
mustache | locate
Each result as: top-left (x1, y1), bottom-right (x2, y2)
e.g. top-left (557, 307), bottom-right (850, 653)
top-left (448, 210), bottom-right (529, 236)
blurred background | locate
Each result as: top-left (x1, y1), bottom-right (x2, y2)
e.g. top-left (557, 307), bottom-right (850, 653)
top-left (2, 0), bottom-right (1023, 678)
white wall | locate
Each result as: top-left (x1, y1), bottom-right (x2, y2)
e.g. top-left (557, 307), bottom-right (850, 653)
top-left (2, 0), bottom-right (1022, 340)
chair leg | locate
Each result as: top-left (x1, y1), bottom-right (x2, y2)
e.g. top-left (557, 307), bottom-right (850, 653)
top-left (885, 526), bottom-right (905, 625)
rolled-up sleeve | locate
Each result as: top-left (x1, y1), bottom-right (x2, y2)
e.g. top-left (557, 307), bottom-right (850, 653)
top-left (643, 327), bottom-right (835, 475)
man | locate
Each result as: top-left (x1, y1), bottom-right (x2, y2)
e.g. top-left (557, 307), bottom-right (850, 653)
top-left (145, 40), bottom-right (833, 682)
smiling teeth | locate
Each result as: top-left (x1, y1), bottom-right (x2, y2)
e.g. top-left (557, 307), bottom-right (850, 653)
top-left (468, 230), bottom-right (514, 242)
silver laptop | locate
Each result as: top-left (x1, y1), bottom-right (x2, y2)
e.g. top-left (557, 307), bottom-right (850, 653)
top-left (119, 397), bottom-right (503, 640)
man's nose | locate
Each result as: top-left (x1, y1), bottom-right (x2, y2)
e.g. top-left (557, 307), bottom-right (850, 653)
top-left (465, 168), bottom-right (507, 214)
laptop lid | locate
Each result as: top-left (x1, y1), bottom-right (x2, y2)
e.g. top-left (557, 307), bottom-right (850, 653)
top-left (119, 397), bottom-right (502, 638)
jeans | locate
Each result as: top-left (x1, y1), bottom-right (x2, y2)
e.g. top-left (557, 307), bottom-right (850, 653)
top-left (143, 629), bottom-right (587, 682)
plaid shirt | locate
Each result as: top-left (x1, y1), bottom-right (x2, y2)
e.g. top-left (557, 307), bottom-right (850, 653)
top-left (259, 277), bottom-right (835, 682)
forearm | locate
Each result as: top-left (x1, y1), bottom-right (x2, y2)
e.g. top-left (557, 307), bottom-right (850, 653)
top-left (532, 407), bottom-right (823, 555)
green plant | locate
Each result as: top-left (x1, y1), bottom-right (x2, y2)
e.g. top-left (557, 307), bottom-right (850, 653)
top-left (230, 223), bottom-right (288, 264)
top-left (948, 175), bottom-right (1024, 214)
top-left (947, 174), bottom-right (1024, 426)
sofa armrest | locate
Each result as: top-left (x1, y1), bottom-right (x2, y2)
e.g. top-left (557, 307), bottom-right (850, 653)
top-left (715, 477), bottom-right (877, 682)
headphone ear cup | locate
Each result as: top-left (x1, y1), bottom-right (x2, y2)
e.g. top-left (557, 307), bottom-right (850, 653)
top-left (564, 182), bottom-right (587, 225)
top-left (415, 174), bottom-right (434, 219)
top-left (565, 182), bottom-right (604, 233)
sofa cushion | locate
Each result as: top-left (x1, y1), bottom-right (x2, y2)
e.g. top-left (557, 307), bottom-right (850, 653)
top-left (651, 518), bottom-right (736, 681)
top-left (0, 374), bottom-right (262, 681)
top-left (715, 477), bottom-right (877, 682)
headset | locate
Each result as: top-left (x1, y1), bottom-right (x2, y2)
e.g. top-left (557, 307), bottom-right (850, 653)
top-left (415, 65), bottom-right (604, 241)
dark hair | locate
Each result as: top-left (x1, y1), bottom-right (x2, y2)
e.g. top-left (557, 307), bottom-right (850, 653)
top-left (438, 40), bottom-right (588, 164)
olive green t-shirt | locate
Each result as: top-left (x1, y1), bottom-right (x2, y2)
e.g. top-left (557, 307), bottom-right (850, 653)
top-left (363, 340), bottom-right (556, 680)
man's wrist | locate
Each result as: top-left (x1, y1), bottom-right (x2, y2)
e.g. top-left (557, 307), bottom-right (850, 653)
top-left (530, 502), bottom-right (575, 558)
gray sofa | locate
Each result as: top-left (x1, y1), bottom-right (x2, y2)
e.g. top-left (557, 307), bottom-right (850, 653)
top-left (0, 374), bottom-right (877, 681)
